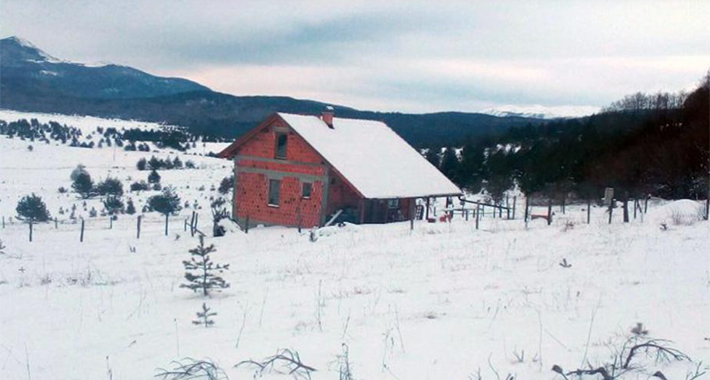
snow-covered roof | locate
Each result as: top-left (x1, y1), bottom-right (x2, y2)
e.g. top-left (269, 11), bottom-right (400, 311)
top-left (278, 113), bottom-right (461, 199)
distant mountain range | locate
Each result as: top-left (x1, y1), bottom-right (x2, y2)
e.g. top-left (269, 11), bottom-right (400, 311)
top-left (480, 105), bottom-right (600, 120)
top-left (0, 36), bottom-right (552, 146)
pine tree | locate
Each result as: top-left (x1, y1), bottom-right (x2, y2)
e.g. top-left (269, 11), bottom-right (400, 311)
top-left (218, 175), bottom-right (234, 195)
top-left (172, 156), bottom-right (183, 169)
top-left (96, 177), bottom-right (124, 197)
top-left (192, 302), bottom-right (217, 328)
top-left (148, 169), bottom-right (161, 184)
top-left (439, 147), bottom-right (461, 184)
top-left (16, 194), bottom-right (51, 223)
top-left (125, 198), bottom-right (136, 215)
top-left (136, 157), bottom-right (147, 171)
top-left (16, 194), bottom-right (51, 242)
top-left (72, 171), bottom-right (95, 199)
top-left (180, 236), bottom-right (230, 297)
top-left (102, 196), bottom-right (124, 215)
top-left (148, 187), bottom-right (181, 235)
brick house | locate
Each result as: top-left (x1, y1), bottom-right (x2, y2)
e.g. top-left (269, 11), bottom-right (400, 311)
top-left (218, 111), bottom-right (461, 228)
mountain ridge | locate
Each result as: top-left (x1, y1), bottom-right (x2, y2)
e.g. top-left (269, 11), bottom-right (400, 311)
top-left (0, 36), bottom-right (545, 146)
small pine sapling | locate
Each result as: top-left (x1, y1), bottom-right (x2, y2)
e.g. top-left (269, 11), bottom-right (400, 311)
top-left (192, 302), bottom-right (217, 328)
top-left (180, 236), bottom-right (230, 296)
top-left (125, 198), bottom-right (136, 215)
top-left (148, 169), bottom-right (161, 184)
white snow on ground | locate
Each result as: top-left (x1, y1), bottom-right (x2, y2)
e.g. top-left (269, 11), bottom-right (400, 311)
top-left (0, 122), bottom-right (709, 380)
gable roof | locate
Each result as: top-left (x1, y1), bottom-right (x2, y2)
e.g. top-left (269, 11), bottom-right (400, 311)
top-left (278, 113), bottom-right (461, 199)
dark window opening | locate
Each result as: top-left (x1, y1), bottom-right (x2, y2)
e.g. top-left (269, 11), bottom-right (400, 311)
top-left (268, 179), bottom-right (281, 206)
top-left (387, 199), bottom-right (400, 209)
top-left (302, 182), bottom-right (312, 199)
top-left (275, 133), bottom-right (288, 159)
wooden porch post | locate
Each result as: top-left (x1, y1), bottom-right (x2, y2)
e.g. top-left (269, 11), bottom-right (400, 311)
top-left (359, 199), bottom-right (366, 224)
top-left (319, 167), bottom-right (331, 227)
top-left (425, 197), bottom-right (430, 220)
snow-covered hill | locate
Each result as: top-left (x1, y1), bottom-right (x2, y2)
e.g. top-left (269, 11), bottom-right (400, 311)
top-left (0, 109), bottom-right (176, 135)
top-left (0, 114), bottom-right (707, 380)
top-left (481, 105), bottom-right (600, 119)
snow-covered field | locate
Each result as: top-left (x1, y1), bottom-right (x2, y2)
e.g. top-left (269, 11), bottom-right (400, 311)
top-left (0, 114), bottom-right (708, 380)
top-left (0, 109), bottom-right (177, 135)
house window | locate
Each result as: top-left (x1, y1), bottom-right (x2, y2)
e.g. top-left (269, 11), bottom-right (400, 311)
top-left (387, 199), bottom-right (400, 209)
top-left (275, 133), bottom-right (288, 159)
top-left (302, 182), bottom-right (312, 199)
top-left (268, 179), bottom-right (281, 206)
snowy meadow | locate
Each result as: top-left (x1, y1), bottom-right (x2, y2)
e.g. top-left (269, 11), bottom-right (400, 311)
top-left (0, 113), bottom-right (708, 380)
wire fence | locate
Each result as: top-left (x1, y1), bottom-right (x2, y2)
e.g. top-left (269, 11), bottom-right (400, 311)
top-left (0, 211), bottom-right (209, 242)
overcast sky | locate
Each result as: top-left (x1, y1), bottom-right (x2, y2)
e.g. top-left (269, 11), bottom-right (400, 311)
top-left (2, 0), bottom-right (709, 113)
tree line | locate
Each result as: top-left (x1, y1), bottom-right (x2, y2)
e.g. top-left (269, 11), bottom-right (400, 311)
top-left (427, 72), bottom-right (709, 204)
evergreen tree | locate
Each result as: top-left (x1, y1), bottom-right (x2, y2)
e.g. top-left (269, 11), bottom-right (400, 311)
top-left (172, 156), bottom-right (183, 169)
top-left (192, 303), bottom-right (217, 328)
top-left (72, 172), bottom-right (95, 199)
top-left (424, 147), bottom-right (440, 167)
top-left (458, 143), bottom-right (486, 193)
top-left (16, 194), bottom-right (51, 223)
top-left (125, 198), bottom-right (136, 215)
top-left (148, 169), bottom-right (161, 184)
top-left (148, 187), bottom-right (181, 215)
top-left (148, 187), bottom-right (181, 235)
top-left (102, 196), bottom-right (124, 215)
top-left (96, 177), bottom-right (124, 197)
top-left (218, 175), bottom-right (234, 195)
top-left (180, 236), bottom-right (230, 297)
top-left (148, 156), bottom-right (163, 170)
top-left (439, 147), bottom-right (461, 185)
top-left (70, 164), bottom-right (88, 181)
top-left (136, 157), bottom-right (147, 171)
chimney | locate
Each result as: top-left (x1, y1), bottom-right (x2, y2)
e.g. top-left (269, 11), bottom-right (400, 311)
top-left (321, 106), bottom-right (334, 129)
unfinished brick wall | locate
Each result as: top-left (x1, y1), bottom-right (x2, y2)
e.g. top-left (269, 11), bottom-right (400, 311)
top-left (237, 119), bottom-right (323, 164)
top-left (233, 118), bottom-right (328, 228)
top-left (235, 172), bottom-right (323, 228)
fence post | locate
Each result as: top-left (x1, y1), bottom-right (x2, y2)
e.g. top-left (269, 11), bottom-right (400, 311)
top-left (644, 196), bottom-right (649, 214)
top-left (2, 216), bottom-right (5, 229)
top-left (245, 214), bottom-right (250, 234)
top-left (608, 200), bottom-right (614, 224)
top-left (512, 196), bottom-right (516, 219)
top-left (164, 214), bottom-right (169, 236)
top-left (137, 215), bottom-right (142, 239)
top-left (547, 199), bottom-right (552, 226)
top-left (524, 197), bottom-right (529, 224)
top-left (80, 219), bottom-right (85, 242)
top-left (190, 211), bottom-right (196, 237)
top-left (623, 197), bottom-right (629, 223)
top-left (109, 217), bottom-right (113, 230)
top-left (475, 205), bottom-right (480, 230)
top-left (587, 198), bottom-right (591, 224)
top-left (705, 198), bottom-right (709, 221)
top-left (55, 217), bottom-right (58, 229)
top-left (29, 221), bottom-right (33, 242)
top-left (184, 218), bottom-right (188, 232)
